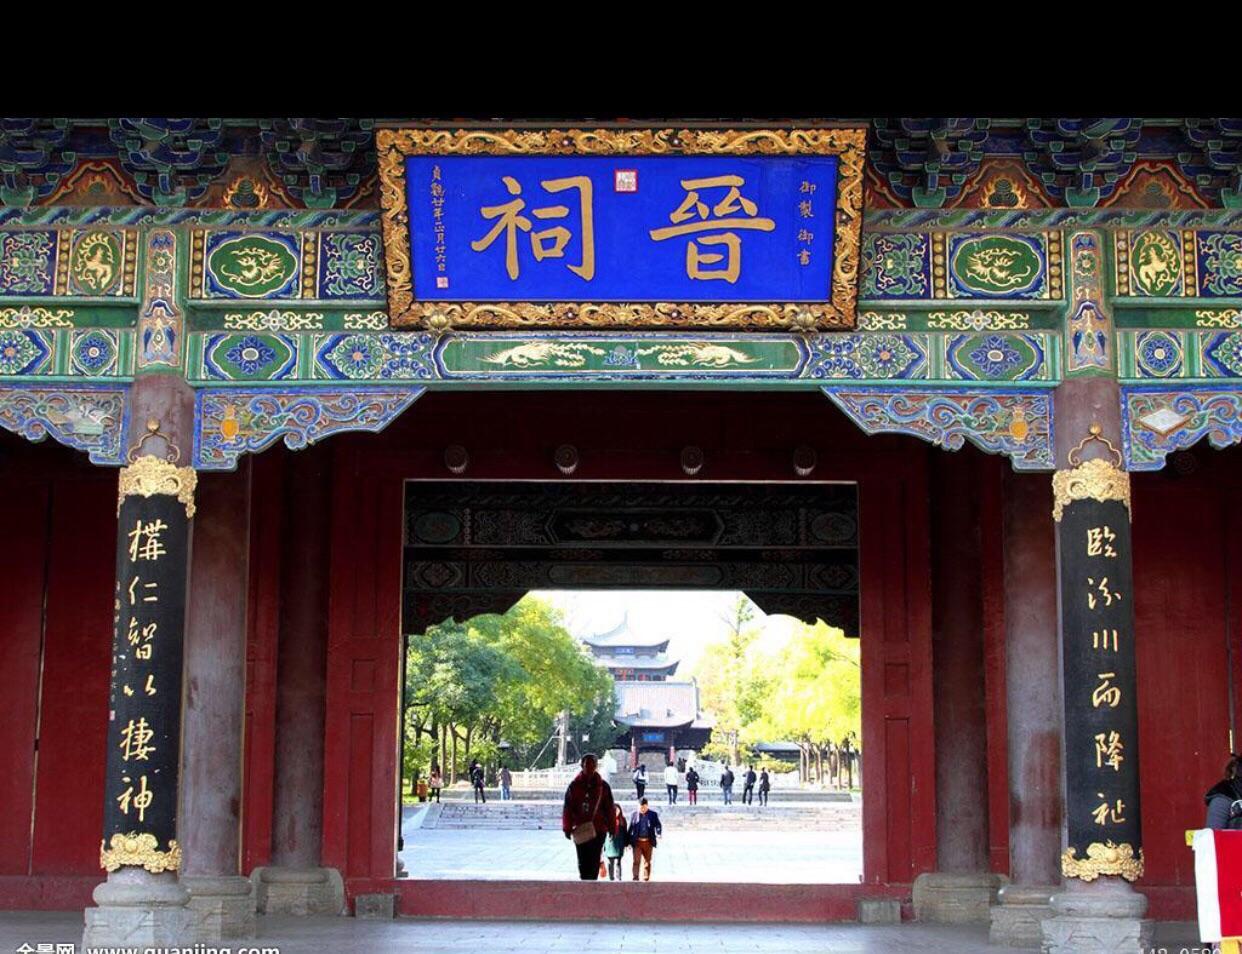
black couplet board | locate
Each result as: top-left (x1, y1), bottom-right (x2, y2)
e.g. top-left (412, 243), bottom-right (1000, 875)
top-left (102, 492), bottom-right (189, 853)
top-left (1058, 496), bottom-right (1141, 860)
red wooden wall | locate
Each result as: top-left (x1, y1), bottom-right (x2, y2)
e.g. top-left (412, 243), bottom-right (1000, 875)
top-left (321, 443), bottom-right (404, 893)
top-left (858, 449), bottom-right (937, 883)
top-left (1132, 449), bottom-right (1242, 920)
top-left (0, 438), bottom-right (113, 908)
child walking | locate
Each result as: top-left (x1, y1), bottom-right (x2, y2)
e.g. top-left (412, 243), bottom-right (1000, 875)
top-left (603, 803), bottom-right (629, 881)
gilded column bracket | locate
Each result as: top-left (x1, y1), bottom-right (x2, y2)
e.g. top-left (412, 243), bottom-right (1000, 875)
top-left (1051, 425), bottom-right (1130, 522)
top-left (117, 419), bottom-right (197, 519)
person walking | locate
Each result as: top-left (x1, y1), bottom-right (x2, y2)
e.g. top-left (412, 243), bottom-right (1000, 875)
top-left (632, 762), bottom-right (648, 800)
top-left (561, 753), bottom-right (616, 880)
top-left (758, 768), bottom-right (771, 806)
top-left (720, 766), bottom-right (735, 805)
top-left (685, 765), bottom-right (700, 805)
top-left (500, 765), bottom-right (513, 801)
top-left (628, 797), bottom-right (664, 881)
top-left (742, 765), bottom-right (757, 805)
top-left (663, 761), bottom-right (679, 805)
top-left (603, 803), bottom-right (629, 881)
top-left (428, 763), bottom-right (443, 803)
top-left (470, 759), bottom-right (487, 804)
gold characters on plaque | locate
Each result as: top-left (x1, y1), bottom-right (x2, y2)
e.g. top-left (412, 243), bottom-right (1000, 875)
top-left (649, 175), bottom-right (775, 283)
top-left (472, 175), bottom-right (596, 281)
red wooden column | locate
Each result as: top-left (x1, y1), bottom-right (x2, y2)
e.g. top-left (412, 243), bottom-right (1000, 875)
top-left (240, 450), bottom-right (285, 874)
top-left (179, 462), bottom-right (255, 938)
top-left (252, 442), bottom-right (344, 915)
top-left (990, 469), bottom-right (1063, 945)
top-left (913, 450), bottom-right (1004, 921)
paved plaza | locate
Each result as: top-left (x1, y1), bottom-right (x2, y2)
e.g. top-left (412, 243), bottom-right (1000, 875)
top-left (0, 912), bottom-right (1017, 953)
top-left (0, 912), bottom-right (1211, 954)
top-left (399, 803), bottom-right (863, 882)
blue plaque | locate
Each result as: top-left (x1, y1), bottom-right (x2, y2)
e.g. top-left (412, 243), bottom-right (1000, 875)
top-left (377, 127), bottom-right (866, 332)
top-left (405, 155), bottom-right (836, 303)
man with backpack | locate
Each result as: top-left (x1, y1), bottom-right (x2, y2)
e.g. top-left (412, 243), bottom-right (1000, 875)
top-left (632, 762), bottom-right (647, 799)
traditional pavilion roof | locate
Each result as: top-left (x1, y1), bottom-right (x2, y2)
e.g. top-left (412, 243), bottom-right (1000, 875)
top-left (592, 653), bottom-right (679, 675)
top-left (613, 681), bottom-right (713, 729)
top-left (580, 611), bottom-right (670, 653)
top-left (754, 742), bottom-right (802, 755)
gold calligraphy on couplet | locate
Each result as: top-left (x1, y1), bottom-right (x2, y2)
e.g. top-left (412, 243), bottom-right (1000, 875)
top-left (114, 515), bottom-right (169, 825)
top-left (1091, 672), bottom-right (1121, 709)
top-left (1082, 522), bottom-right (1129, 830)
top-left (1095, 730), bottom-right (1125, 771)
top-left (1086, 577), bottom-right (1120, 609)
top-left (1086, 525), bottom-right (1117, 558)
top-left (1091, 793), bottom-right (1127, 826)
top-left (117, 773), bottom-right (153, 823)
top-left (127, 518), bottom-right (168, 562)
top-left (126, 616), bottom-right (157, 660)
top-left (119, 716), bottom-right (156, 762)
top-left (649, 175), bottom-right (775, 283)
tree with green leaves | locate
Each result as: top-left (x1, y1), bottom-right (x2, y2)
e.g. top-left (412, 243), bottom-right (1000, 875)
top-left (403, 596), bottom-right (616, 790)
top-left (694, 594), bottom-right (760, 765)
top-left (403, 618), bottom-right (523, 784)
top-left (468, 598), bottom-right (614, 764)
top-left (739, 621), bottom-right (860, 783)
top-left (696, 611), bottom-right (861, 785)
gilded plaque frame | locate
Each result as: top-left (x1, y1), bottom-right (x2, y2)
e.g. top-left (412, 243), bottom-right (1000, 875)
top-left (376, 126), bottom-right (866, 332)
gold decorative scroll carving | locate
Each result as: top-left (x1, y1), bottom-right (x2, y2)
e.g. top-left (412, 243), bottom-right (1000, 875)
top-left (100, 832), bottom-right (182, 874)
top-left (1061, 842), bottom-right (1143, 883)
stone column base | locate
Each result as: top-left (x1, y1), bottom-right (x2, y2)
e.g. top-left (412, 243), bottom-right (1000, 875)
top-left (912, 871), bottom-right (1007, 923)
top-left (858, 898), bottom-right (902, 923)
top-left (1041, 883), bottom-right (1154, 954)
top-left (83, 868), bottom-right (192, 948)
top-left (183, 874), bottom-right (256, 941)
top-left (251, 866), bottom-right (345, 916)
top-left (989, 883), bottom-right (1054, 947)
